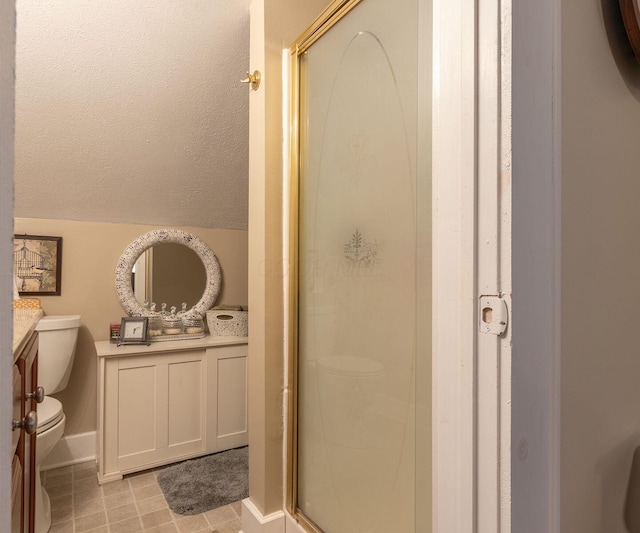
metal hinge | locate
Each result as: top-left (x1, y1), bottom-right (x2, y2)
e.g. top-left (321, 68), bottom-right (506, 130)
top-left (479, 295), bottom-right (508, 336)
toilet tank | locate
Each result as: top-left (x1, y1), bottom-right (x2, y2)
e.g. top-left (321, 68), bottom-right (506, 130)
top-left (35, 315), bottom-right (81, 395)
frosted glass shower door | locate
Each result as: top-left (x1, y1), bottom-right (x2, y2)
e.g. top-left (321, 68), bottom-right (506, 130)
top-left (290, 0), bottom-right (431, 531)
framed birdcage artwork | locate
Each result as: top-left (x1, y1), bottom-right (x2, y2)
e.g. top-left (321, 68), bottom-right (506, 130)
top-left (13, 234), bottom-right (63, 296)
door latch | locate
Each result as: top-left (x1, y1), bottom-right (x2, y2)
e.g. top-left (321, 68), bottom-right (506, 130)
top-left (479, 295), bottom-right (508, 336)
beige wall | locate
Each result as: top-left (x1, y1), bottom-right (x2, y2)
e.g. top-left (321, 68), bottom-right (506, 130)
top-left (247, 0), bottom-right (330, 516)
top-left (561, 0), bottom-right (640, 530)
top-left (15, 217), bottom-right (247, 436)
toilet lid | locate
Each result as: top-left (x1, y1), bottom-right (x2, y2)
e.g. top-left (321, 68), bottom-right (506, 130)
top-left (37, 396), bottom-right (64, 434)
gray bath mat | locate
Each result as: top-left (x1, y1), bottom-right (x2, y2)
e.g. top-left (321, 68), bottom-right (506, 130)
top-left (157, 446), bottom-right (248, 515)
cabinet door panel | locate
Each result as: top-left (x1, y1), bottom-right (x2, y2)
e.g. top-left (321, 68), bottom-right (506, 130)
top-left (12, 366), bottom-right (21, 452)
top-left (217, 356), bottom-right (247, 437)
top-left (12, 331), bottom-right (38, 533)
top-left (209, 344), bottom-right (248, 451)
top-left (168, 360), bottom-right (204, 446)
top-left (117, 365), bottom-right (158, 457)
top-left (11, 456), bottom-right (22, 533)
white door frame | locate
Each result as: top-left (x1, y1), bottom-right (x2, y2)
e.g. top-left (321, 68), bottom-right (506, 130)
top-left (433, 0), bottom-right (560, 531)
top-left (431, 0), bottom-right (479, 530)
top-left (433, 0), bottom-right (509, 529)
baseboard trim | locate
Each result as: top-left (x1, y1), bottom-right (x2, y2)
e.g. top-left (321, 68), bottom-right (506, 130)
top-left (240, 498), bottom-right (285, 533)
top-left (41, 431), bottom-right (96, 471)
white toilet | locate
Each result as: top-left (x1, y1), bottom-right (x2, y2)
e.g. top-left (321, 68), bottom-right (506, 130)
top-left (34, 315), bottom-right (81, 533)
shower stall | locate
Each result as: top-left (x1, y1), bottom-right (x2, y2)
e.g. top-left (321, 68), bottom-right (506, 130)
top-left (288, 0), bottom-right (432, 530)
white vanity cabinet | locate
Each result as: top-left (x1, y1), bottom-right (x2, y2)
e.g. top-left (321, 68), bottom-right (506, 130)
top-left (95, 337), bottom-right (247, 484)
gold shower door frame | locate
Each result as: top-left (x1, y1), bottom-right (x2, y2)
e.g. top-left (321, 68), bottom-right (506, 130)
top-left (286, 0), bottom-right (364, 527)
top-left (286, 6), bottom-right (361, 530)
top-left (286, 1), bottom-right (428, 531)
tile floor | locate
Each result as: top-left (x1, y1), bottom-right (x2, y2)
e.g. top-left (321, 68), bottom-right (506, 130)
top-left (42, 461), bottom-right (242, 533)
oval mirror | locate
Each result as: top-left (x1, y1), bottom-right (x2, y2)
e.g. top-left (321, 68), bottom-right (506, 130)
top-left (115, 229), bottom-right (221, 317)
top-left (132, 243), bottom-right (207, 309)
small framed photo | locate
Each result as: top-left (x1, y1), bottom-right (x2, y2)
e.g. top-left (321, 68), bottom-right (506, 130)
top-left (13, 234), bottom-right (63, 296)
top-left (118, 317), bottom-right (149, 346)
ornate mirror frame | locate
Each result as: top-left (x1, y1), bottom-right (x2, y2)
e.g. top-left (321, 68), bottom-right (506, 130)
top-left (115, 229), bottom-right (221, 317)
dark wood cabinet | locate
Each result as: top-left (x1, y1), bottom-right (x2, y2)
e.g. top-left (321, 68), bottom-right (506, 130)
top-left (11, 331), bottom-right (38, 533)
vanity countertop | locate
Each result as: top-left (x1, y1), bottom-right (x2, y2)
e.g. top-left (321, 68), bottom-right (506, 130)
top-left (13, 307), bottom-right (44, 361)
top-left (95, 335), bottom-right (248, 359)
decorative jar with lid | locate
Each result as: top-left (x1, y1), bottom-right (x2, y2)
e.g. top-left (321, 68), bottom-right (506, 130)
top-left (145, 302), bottom-right (163, 338)
top-left (162, 307), bottom-right (183, 335)
top-left (182, 310), bottom-right (205, 335)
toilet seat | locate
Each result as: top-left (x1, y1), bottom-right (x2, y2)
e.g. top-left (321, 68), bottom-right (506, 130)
top-left (37, 396), bottom-right (64, 434)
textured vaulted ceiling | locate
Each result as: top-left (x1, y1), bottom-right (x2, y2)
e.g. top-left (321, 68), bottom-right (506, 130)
top-left (14, 0), bottom-right (250, 230)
